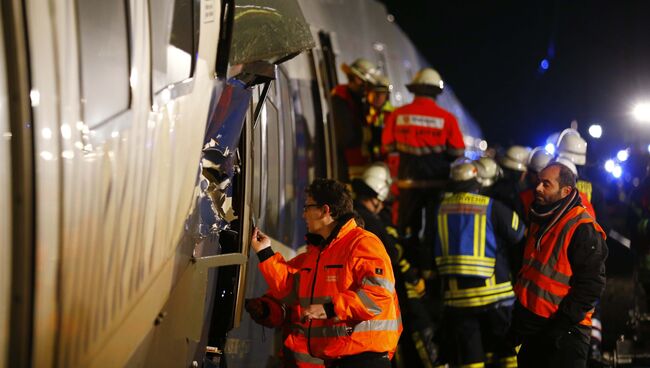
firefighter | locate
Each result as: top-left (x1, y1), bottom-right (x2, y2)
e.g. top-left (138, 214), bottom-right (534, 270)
top-left (364, 75), bottom-right (394, 162)
top-left (555, 128), bottom-right (607, 227)
top-left (512, 162), bottom-right (608, 368)
top-left (382, 67), bottom-right (465, 271)
top-left (332, 58), bottom-right (379, 180)
top-left (491, 145), bottom-right (530, 217)
top-left (251, 178), bottom-right (401, 368)
top-left (433, 160), bottom-right (525, 368)
top-left (351, 163), bottom-right (438, 367)
top-left (474, 156), bottom-right (503, 195)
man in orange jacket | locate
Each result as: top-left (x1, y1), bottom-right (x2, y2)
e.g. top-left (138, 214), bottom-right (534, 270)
top-left (382, 68), bottom-right (465, 270)
top-left (251, 178), bottom-right (401, 368)
top-left (512, 162), bottom-right (608, 367)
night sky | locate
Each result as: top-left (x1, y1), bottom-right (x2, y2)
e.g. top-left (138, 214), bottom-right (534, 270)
top-left (379, 1), bottom-right (650, 157)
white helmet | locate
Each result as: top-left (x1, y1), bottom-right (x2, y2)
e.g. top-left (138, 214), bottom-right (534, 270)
top-left (450, 158), bottom-right (478, 182)
top-left (361, 162), bottom-right (393, 201)
top-left (407, 68), bottom-right (444, 89)
top-left (550, 156), bottom-right (578, 177)
top-left (500, 145), bottom-right (531, 172)
top-left (371, 74), bottom-right (392, 92)
top-left (473, 157), bottom-right (501, 187)
top-left (527, 147), bottom-right (554, 173)
top-left (556, 128), bottom-right (587, 166)
top-left (342, 58), bottom-right (379, 83)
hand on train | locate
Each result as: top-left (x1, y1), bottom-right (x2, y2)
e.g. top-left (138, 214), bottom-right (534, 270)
top-left (251, 227), bottom-right (271, 253)
top-left (301, 304), bottom-right (328, 322)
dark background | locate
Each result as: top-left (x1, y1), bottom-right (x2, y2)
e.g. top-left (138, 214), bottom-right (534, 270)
top-left (379, 0), bottom-right (650, 158)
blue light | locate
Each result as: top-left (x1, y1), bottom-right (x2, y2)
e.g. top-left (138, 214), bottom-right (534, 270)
top-left (544, 143), bottom-right (555, 155)
top-left (540, 59), bottom-right (550, 70)
top-left (612, 165), bottom-right (623, 179)
top-left (617, 149), bottom-right (629, 162)
top-left (604, 159), bottom-right (615, 173)
top-left (647, 144), bottom-right (650, 154)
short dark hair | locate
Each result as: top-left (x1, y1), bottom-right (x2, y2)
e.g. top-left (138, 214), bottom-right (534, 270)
top-left (547, 162), bottom-right (576, 189)
top-left (305, 178), bottom-right (353, 219)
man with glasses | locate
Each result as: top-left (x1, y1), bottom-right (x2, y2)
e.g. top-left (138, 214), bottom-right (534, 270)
top-left (250, 178), bottom-right (401, 368)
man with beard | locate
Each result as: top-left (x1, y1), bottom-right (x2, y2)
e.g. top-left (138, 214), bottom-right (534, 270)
top-left (512, 162), bottom-right (608, 367)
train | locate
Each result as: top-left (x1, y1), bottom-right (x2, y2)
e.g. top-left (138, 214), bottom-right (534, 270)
top-left (0, 0), bottom-right (481, 367)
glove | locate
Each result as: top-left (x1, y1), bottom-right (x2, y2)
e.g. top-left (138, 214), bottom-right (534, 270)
top-left (245, 298), bottom-right (270, 323)
top-left (405, 278), bottom-right (426, 299)
top-left (245, 296), bottom-right (287, 328)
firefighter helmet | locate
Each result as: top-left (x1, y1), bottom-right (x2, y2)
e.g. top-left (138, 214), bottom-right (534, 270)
top-left (500, 145), bottom-right (531, 172)
top-left (556, 128), bottom-right (587, 166)
top-left (371, 74), bottom-right (392, 92)
top-left (527, 147), bottom-right (553, 173)
top-left (450, 158), bottom-right (478, 182)
top-left (474, 157), bottom-right (501, 187)
top-left (341, 58), bottom-right (379, 83)
top-left (361, 162), bottom-right (393, 201)
top-left (407, 67), bottom-right (444, 89)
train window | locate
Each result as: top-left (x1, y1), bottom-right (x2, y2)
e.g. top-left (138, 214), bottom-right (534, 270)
top-left (264, 98), bottom-right (281, 238)
top-left (277, 68), bottom-right (295, 244)
top-left (76, 0), bottom-right (130, 127)
top-left (150, 0), bottom-right (199, 93)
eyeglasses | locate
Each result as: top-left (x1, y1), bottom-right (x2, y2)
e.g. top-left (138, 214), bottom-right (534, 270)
top-left (303, 204), bottom-right (321, 211)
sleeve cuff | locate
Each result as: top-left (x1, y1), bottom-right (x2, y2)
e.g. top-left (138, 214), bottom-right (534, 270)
top-left (257, 247), bottom-right (275, 263)
top-left (324, 302), bottom-right (336, 319)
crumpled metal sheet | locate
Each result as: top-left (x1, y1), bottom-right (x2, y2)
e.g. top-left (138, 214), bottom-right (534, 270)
top-left (230, 0), bottom-right (315, 65)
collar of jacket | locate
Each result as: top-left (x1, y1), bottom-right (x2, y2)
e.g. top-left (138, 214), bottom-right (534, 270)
top-left (530, 188), bottom-right (581, 250)
top-left (304, 213), bottom-right (357, 248)
top-left (412, 96), bottom-right (439, 107)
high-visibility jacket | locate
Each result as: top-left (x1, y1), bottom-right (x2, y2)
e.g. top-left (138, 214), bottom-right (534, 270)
top-left (382, 96), bottom-right (465, 157)
top-left (514, 206), bottom-right (606, 326)
top-left (434, 192), bottom-right (525, 308)
top-left (519, 188), bottom-right (596, 224)
top-left (259, 218), bottom-right (402, 361)
top-left (576, 180), bottom-right (592, 202)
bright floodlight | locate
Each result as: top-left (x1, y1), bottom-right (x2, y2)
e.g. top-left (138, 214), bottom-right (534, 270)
top-left (647, 144), bottom-right (650, 154)
top-left (604, 159), bottom-right (615, 173)
top-left (612, 165), bottom-right (623, 178)
top-left (633, 103), bottom-right (650, 123)
top-left (588, 124), bottom-right (602, 138)
top-left (617, 149), bottom-right (629, 162)
top-left (545, 143), bottom-right (555, 155)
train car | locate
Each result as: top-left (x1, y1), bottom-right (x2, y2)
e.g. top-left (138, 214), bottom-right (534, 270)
top-left (0, 0), bottom-right (480, 367)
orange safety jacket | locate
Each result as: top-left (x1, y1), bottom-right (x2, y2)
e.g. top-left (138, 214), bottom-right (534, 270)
top-left (514, 206), bottom-right (606, 326)
top-left (259, 218), bottom-right (402, 361)
top-left (331, 85), bottom-right (368, 167)
top-left (381, 96), bottom-right (465, 157)
top-left (519, 188), bottom-right (596, 224)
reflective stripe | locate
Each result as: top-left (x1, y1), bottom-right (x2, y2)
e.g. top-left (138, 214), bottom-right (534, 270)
top-left (444, 290), bottom-right (515, 308)
top-left (480, 214), bottom-right (487, 257)
top-left (435, 255), bottom-right (495, 266)
top-left (439, 214), bottom-right (449, 256)
top-left (592, 318), bottom-right (602, 330)
top-left (396, 142), bottom-right (445, 155)
top-left (444, 280), bottom-right (513, 299)
top-left (283, 348), bottom-right (325, 365)
top-left (443, 192), bottom-right (490, 206)
top-left (353, 318), bottom-right (401, 333)
top-left (512, 212), bottom-right (519, 230)
top-left (518, 276), bottom-right (563, 305)
top-left (299, 296), bottom-right (332, 307)
top-left (356, 289), bottom-right (382, 315)
top-left (460, 362), bottom-right (485, 368)
top-left (499, 355), bottom-right (518, 368)
top-left (438, 264), bottom-right (494, 278)
top-left (473, 214), bottom-right (480, 260)
top-left (591, 328), bottom-right (602, 342)
top-left (384, 143), bottom-right (396, 152)
top-left (306, 319), bottom-right (401, 338)
top-left (362, 276), bottom-right (395, 293)
top-left (528, 259), bottom-right (571, 285)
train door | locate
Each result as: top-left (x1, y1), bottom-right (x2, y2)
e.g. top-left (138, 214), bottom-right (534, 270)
top-left (1, 1), bottom-right (35, 367)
